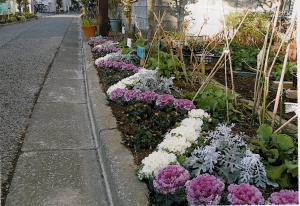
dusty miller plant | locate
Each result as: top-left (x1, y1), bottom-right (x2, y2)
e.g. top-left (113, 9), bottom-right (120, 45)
top-left (133, 67), bottom-right (179, 95)
top-left (184, 124), bottom-right (278, 188)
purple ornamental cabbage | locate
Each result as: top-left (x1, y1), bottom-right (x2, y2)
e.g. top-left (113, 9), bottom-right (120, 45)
top-left (87, 37), bottom-right (107, 45)
top-left (96, 60), bottom-right (106, 68)
top-left (186, 174), bottom-right (225, 205)
top-left (155, 94), bottom-right (175, 107)
top-left (124, 89), bottom-right (141, 102)
top-left (139, 91), bottom-right (157, 103)
top-left (173, 99), bottom-right (196, 111)
top-left (112, 61), bottom-right (126, 68)
top-left (121, 63), bottom-right (136, 71)
top-left (105, 60), bottom-right (114, 68)
top-left (268, 190), bottom-right (298, 205)
top-left (109, 88), bottom-right (126, 100)
top-left (227, 183), bottom-right (265, 205)
top-left (133, 67), bottom-right (142, 73)
top-left (153, 165), bottom-right (190, 194)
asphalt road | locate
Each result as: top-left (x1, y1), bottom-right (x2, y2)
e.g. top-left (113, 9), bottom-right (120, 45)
top-left (0, 13), bottom-right (79, 204)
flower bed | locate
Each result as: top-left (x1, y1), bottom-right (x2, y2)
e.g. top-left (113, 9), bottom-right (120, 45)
top-left (88, 36), bottom-right (298, 205)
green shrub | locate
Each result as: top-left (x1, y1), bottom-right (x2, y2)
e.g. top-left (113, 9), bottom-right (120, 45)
top-left (224, 11), bottom-right (269, 48)
top-left (8, 16), bottom-right (18, 22)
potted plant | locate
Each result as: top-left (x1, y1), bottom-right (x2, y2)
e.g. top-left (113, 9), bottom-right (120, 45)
top-left (108, 0), bottom-right (122, 32)
top-left (80, 16), bottom-right (98, 39)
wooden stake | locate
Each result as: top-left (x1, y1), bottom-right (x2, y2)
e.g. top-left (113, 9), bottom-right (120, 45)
top-left (271, 43), bottom-right (291, 127)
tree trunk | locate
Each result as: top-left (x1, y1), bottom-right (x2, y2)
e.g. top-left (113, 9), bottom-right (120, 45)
top-left (147, 0), bottom-right (154, 40)
top-left (98, 0), bottom-right (109, 36)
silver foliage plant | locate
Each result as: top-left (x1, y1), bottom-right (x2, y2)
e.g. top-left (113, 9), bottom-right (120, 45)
top-left (184, 123), bottom-right (278, 188)
top-left (132, 67), bottom-right (179, 94)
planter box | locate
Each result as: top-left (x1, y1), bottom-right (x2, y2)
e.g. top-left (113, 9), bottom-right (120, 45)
top-left (195, 53), bottom-right (220, 65)
top-left (286, 90), bottom-right (297, 99)
top-left (272, 81), bottom-right (295, 89)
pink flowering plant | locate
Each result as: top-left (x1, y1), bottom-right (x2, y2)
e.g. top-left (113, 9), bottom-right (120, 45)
top-left (87, 36), bottom-right (110, 46)
top-left (152, 165), bottom-right (190, 205)
top-left (186, 174), bottom-right (225, 205)
top-left (227, 183), bottom-right (265, 205)
top-left (154, 165), bottom-right (190, 194)
top-left (268, 189), bottom-right (298, 205)
top-left (173, 99), bottom-right (196, 113)
top-left (139, 91), bottom-right (157, 103)
top-left (124, 89), bottom-right (141, 102)
top-left (108, 88), bottom-right (126, 104)
top-left (155, 94), bottom-right (175, 107)
top-left (92, 46), bottom-right (121, 59)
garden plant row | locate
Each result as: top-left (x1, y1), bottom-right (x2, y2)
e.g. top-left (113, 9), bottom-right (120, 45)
top-left (87, 35), bottom-right (298, 205)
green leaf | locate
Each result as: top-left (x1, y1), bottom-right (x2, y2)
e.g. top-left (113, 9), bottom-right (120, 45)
top-left (256, 124), bottom-right (273, 142)
top-left (274, 134), bottom-right (295, 152)
top-left (285, 160), bottom-right (298, 177)
top-left (266, 164), bottom-right (287, 181)
top-left (214, 87), bottom-right (223, 97)
top-left (166, 59), bottom-right (173, 68)
top-left (267, 149), bottom-right (279, 163)
top-left (277, 173), bottom-right (293, 188)
top-left (177, 155), bottom-right (186, 165)
top-left (249, 139), bottom-right (267, 152)
top-left (121, 47), bottom-right (130, 54)
top-left (227, 92), bottom-right (234, 99)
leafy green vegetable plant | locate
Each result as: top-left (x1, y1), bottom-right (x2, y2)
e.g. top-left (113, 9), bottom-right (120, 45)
top-left (183, 83), bottom-right (243, 123)
top-left (145, 51), bottom-right (182, 79)
top-left (271, 61), bottom-right (297, 81)
top-left (215, 43), bottom-right (259, 71)
top-left (249, 124), bottom-right (298, 188)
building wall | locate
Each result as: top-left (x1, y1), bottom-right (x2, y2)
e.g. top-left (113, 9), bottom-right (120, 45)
top-left (131, 0), bottom-right (284, 37)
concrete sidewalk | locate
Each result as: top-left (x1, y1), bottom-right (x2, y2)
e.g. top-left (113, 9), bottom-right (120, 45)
top-left (5, 15), bottom-right (148, 206)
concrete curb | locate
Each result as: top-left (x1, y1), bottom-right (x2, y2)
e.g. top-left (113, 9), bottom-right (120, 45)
top-left (81, 36), bottom-right (149, 205)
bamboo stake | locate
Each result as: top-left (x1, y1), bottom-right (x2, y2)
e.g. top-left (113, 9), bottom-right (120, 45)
top-left (271, 43), bottom-right (290, 127)
top-left (221, 0), bottom-right (235, 104)
top-left (274, 114), bottom-right (298, 133)
top-left (267, 4), bottom-right (297, 78)
top-left (251, 23), bottom-right (270, 125)
top-left (143, 11), bottom-right (167, 67)
top-left (269, 0), bottom-right (297, 126)
top-left (261, 1), bottom-right (281, 123)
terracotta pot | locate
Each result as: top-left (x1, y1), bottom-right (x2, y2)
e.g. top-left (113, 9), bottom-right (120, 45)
top-left (82, 26), bottom-right (96, 40)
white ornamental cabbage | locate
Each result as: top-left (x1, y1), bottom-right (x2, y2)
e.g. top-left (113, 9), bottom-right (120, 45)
top-left (94, 50), bottom-right (122, 65)
top-left (169, 126), bottom-right (200, 142)
top-left (158, 134), bottom-right (192, 155)
top-left (180, 117), bottom-right (204, 132)
top-left (137, 150), bottom-right (178, 180)
top-left (188, 109), bottom-right (211, 121)
top-left (120, 73), bottom-right (140, 86)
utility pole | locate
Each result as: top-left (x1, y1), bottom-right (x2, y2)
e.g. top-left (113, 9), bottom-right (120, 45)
top-left (98, 0), bottom-right (109, 36)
